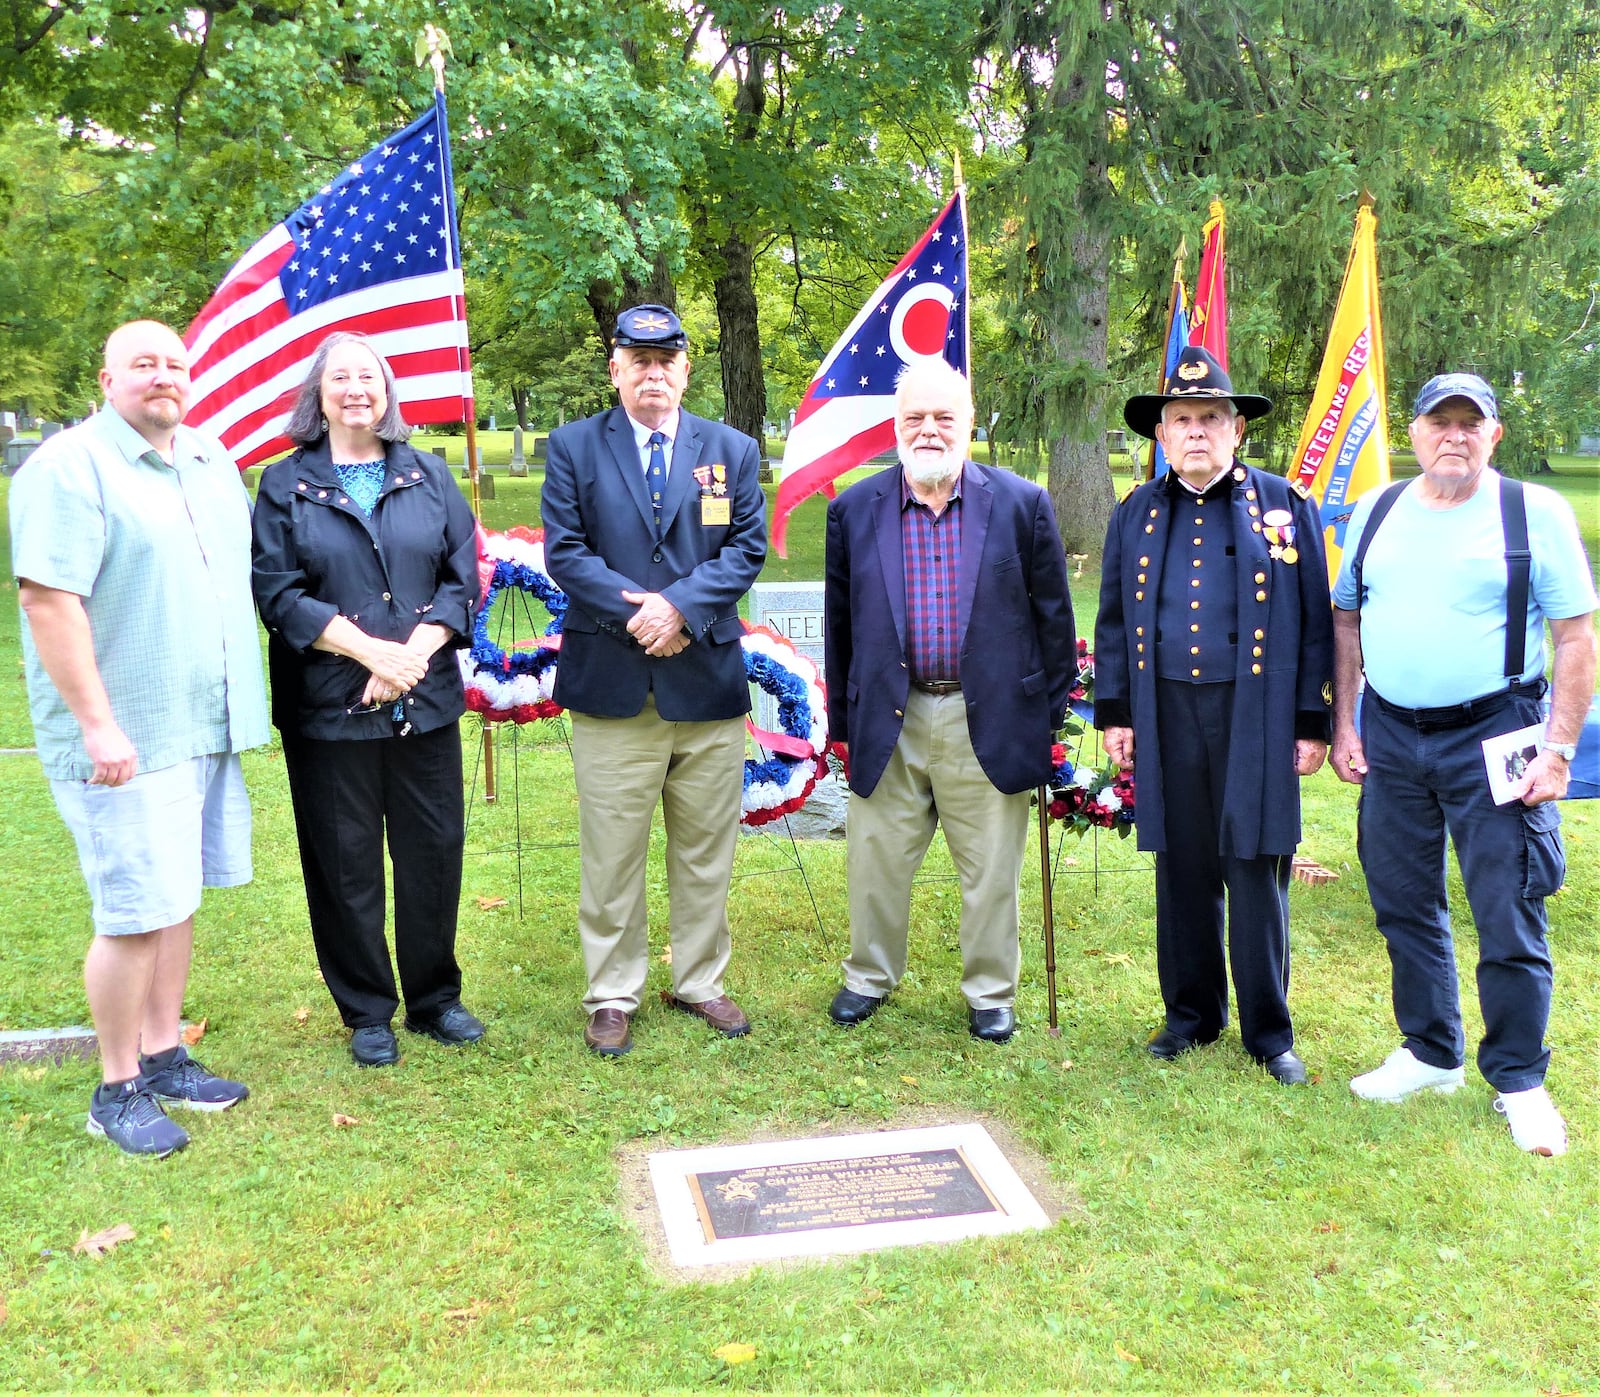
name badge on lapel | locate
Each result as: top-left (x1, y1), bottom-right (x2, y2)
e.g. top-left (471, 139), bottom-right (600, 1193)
top-left (696, 462), bottom-right (731, 525)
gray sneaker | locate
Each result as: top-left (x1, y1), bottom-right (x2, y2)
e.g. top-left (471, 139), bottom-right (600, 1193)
top-left (87, 1082), bottom-right (190, 1158)
top-left (139, 1046), bottom-right (249, 1112)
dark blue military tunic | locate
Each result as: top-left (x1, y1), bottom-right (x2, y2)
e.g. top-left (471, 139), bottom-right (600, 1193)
top-left (1094, 461), bottom-right (1333, 858)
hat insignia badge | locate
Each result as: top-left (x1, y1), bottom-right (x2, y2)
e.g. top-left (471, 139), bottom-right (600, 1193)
top-left (1176, 360), bottom-right (1208, 381)
top-left (633, 313), bottom-right (671, 332)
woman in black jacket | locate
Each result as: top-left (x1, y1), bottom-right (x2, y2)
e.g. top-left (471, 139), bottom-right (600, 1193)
top-left (252, 332), bottom-right (483, 1066)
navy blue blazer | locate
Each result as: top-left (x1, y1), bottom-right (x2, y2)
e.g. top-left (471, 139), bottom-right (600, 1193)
top-left (1093, 462), bottom-right (1334, 860)
top-left (541, 406), bottom-right (766, 720)
top-left (824, 461), bottom-right (1076, 798)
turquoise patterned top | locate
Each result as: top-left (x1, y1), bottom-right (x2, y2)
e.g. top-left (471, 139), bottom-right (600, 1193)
top-left (333, 459), bottom-right (387, 518)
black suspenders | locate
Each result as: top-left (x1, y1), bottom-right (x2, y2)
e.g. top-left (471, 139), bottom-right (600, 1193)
top-left (1350, 475), bottom-right (1530, 680)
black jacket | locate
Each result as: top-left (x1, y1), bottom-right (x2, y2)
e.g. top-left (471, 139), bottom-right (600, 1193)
top-left (252, 439), bottom-right (478, 740)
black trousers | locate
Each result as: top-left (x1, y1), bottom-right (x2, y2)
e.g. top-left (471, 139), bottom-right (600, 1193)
top-left (1153, 679), bottom-right (1294, 1059)
top-left (281, 723), bottom-right (465, 1029)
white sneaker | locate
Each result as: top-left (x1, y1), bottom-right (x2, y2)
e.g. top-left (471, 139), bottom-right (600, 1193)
top-left (1350, 1046), bottom-right (1466, 1103)
top-left (1494, 1086), bottom-right (1568, 1157)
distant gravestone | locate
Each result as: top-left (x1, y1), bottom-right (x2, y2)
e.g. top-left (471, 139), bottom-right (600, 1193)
top-left (748, 581), bottom-right (844, 837)
top-left (508, 425), bottom-right (528, 477)
top-left (40, 422), bottom-right (63, 439)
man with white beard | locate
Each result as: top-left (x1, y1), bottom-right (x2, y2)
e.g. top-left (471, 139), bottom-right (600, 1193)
top-left (821, 360), bottom-right (1075, 1041)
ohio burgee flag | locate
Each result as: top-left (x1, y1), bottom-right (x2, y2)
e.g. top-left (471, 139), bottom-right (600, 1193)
top-left (771, 190), bottom-right (969, 555)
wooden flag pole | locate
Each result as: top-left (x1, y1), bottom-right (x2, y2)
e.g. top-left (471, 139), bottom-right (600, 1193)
top-left (420, 24), bottom-right (494, 801)
top-left (1037, 787), bottom-right (1060, 1037)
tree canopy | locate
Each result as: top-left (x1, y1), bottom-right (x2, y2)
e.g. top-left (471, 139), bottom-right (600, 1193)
top-left (3, 0), bottom-right (1595, 519)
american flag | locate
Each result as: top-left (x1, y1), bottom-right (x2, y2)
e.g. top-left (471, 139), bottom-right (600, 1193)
top-left (184, 92), bottom-right (472, 467)
top-left (771, 190), bottom-right (968, 555)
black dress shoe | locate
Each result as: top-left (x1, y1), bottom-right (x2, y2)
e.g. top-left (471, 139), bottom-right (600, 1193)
top-left (969, 1006), bottom-right (1016, 1043)
top-left (350, 1024), bottom-right (399, 1067)
top-left (828, 987), bottom-right (884, 1026)
top-left (403, 1002), bottom-right (486, 1045)
top-left (1260, 1049), bottom-right (1308, 1085)
top-left (1146, 1028), bottom-right (1200, 1060)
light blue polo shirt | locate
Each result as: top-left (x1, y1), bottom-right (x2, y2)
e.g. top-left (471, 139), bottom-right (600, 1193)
top-left (10, 405), bottom-right (270, 779)
top-left (1332, 470), bottom-right (1597, 708)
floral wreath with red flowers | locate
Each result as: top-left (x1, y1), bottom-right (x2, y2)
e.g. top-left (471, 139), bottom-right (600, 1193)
top-left (1046, 643), bottom-right (1136, 836)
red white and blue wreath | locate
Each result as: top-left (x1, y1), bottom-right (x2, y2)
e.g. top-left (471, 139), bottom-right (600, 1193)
top-left (459, 528), bottom-right (830, 827)
top-left (739, 623), bottom-right (830, 827)
top-left (460, 525), bottom-right (568, 724)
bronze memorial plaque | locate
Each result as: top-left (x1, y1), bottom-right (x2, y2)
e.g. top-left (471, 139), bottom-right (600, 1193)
top-left (687, 1147), bottom-right (1004, 1242)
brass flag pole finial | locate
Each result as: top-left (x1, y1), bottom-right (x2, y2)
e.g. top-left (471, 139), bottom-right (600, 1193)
top-left (416, 24), bottom-right (454, 91)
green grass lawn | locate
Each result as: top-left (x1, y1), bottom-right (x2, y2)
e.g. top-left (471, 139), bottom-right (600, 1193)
top-left (0, 458), bottom-right (1597, 1391)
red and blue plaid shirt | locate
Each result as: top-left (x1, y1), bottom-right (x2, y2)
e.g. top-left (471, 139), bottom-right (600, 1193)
top-left (901, 472), bottom-right (964, 684)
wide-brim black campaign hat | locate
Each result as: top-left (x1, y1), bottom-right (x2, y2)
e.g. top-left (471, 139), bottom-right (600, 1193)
top-left (1123, 345), bottom-right (1273, 439)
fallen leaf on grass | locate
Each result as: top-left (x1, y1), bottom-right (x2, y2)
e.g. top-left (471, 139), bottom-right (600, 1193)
top-left (899, 1075), bottom-right (918, 1086)
top-left (1314, 1220), bottom-right (1341, 1234)
top-left (443, 1303), bottom-right (484, 1326)
top-left (331, 1113), bottom-right (360, 1128)
top-left (1114, 1345), bottom-right (1142, 1365)
top-left (74, 1223), bottom-right (135, 1258)
top-left (713, 1342), bottom-right (757, 1366)
top-left (1082, 947), bottom-right (1103, 957)
top-left (293, 1007), bottom-right (311, 1026)
top-left (180, 1017), bottom-right (207, 1046)
top-left (1102, 952), bottom-right (1135, 968)
top-left (658, 945), bottom-right (673, 965)
top-left (475, 895), bottom-right (509, 911)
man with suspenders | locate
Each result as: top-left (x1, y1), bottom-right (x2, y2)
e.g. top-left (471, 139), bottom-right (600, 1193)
top-left (1331, 372), bottom-right (1597, 1156)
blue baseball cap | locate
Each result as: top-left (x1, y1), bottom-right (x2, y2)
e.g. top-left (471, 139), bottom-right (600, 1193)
top-left (1413, 372), bottom-right (1498, 420)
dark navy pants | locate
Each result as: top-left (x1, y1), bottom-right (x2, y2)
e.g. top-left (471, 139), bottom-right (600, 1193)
top-left (1357, 689), bottom-right (1564, 1092)
top-left (281, 723), bottom-right (466, 1029)
top-left (1154, 680), bottom-right (1295, 1060)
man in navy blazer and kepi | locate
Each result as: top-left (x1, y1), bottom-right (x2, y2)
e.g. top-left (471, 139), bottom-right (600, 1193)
top-left (542, 305), bottom-right (767, 1058)
top-left (824, 359), bottom-right (1075, 1043)
top-left (1094, 345), bottom-right (1332, 1085)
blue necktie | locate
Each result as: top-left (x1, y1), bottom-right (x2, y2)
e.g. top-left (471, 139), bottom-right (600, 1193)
top-left (647, 430), bottom-right (667, 536)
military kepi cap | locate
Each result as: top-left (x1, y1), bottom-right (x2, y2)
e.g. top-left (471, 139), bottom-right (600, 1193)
top-left (1122, 345), bottom-right (1273, 440)
top-left (1413, 371), bottom-right (1498, 420)
top-left (613, 303), bottom-right (688, 351)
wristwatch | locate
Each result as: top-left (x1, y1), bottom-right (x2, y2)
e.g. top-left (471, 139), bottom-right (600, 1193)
top-left (1543, 741), bottom-right (1578, 762)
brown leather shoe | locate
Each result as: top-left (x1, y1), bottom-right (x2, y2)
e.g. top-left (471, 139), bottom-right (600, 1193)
top-left (583, 1008), bottom-right (633, 1057)
top-left (661, 991), bottom-right (751, 1038)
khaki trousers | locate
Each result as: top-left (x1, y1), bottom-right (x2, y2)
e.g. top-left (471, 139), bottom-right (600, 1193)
top-left (570, 699), bottom-right (747, 1014)
top-left (843, 688), bottom-right (1031, 1011)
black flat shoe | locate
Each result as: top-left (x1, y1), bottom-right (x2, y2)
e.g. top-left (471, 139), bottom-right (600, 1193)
top-left (828, 987), bottom-right (885, 1026)
top-left (404, 1002), bottom-right (486, 1045)
top-left (351, 1024), bottom-right (399, 1067)
top-left (1146, 1028), bottom-right (1200, 1060)
top-left (968, 1006), bottom-right (1016, 1043)
top-left (1260, 1049), bottom-right (1308, 1085)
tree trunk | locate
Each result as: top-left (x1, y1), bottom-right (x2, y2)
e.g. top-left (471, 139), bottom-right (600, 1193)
top-left (714, 231), bottom-right (768, 469)
top-left (513, 386), bottom-right (530, 433)
top-left (586, 253), bottom-right (677, 356)
top-left (1046, 209), bottom-right (1116, 554)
